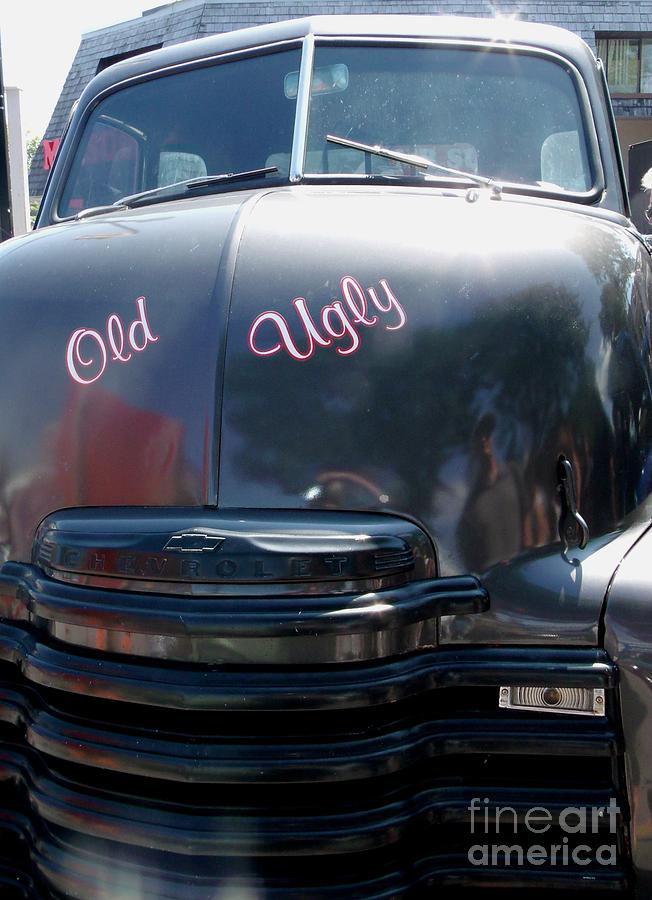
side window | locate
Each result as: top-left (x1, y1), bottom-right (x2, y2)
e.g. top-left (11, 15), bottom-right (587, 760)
top-left (60, 120), bottom-right (140, 215)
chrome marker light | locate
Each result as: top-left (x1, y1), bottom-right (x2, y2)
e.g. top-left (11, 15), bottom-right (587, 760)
top-left (499, 686), bottom-right (605, 716)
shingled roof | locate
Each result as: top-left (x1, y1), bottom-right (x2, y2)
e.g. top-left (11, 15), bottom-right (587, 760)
top-left (29, 0), bottom-right (652, 196)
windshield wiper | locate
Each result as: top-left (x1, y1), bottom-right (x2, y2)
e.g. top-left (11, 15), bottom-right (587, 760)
top-left (75, 166), bottom-right (279, 219)
top-left (325, 135), bottom-right (502, 198)
top-left (119, 165), bottom-right (279, 208)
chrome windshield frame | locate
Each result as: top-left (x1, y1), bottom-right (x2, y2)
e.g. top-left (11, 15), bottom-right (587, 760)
top-left (289, 33), bottom-right (315, 183)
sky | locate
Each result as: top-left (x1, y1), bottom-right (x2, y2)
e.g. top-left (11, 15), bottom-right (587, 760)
top-left (0, 1), bottom-right (163, 140)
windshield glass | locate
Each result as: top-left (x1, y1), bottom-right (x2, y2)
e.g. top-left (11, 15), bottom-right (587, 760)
top-left (58, 46), bottom-right (300, 218)
top-left (304, 45), bottom-right (593, 193)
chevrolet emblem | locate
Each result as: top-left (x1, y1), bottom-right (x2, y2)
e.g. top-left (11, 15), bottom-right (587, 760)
top-left (163, 532), bottom-right (225, 553)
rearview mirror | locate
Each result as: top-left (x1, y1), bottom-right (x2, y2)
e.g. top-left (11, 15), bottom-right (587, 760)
top-left (284, 64), bottom-right (349, 100)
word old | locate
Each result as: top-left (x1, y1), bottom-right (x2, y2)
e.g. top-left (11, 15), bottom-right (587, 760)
top-left (66, 297), bottom-right (159, 385)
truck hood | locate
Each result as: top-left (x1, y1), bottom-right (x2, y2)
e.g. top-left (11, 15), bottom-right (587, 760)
top-left (0, 186), bottom-right (648, 644)
top-left (220, 186), bottom-right (650, 644)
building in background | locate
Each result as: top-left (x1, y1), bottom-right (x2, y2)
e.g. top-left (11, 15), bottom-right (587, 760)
top-left (29, 0), bottom-right (652, 200)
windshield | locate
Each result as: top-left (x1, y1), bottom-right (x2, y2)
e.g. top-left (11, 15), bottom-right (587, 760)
top-left (57, 40), bottom-right (596, 217)
top-left (304, 45), bottom-right (593, 193)
top-left (58, 46), bottom-right (300, 218)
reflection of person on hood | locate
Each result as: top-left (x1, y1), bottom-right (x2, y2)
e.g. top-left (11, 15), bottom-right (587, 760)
top-left (457, 413), bottom-right (527, 573)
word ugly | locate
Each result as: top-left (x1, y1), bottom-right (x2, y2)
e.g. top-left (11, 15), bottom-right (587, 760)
top-left (248, 276), bottom-right (406, 361)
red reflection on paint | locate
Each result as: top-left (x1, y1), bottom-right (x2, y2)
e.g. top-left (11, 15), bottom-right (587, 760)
top-left (54, 384), bottom-right (185, 505)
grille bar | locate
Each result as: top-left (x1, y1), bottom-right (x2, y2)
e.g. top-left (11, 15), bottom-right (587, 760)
top-left (0, 564), bottom-right (487, 665)
top-left (0, 746), bottom-right (627, 857)
top-left (0, 816), bottom-right (629, 900)
top-left (3, 564), bottom-right (487, 637)
top-left (0, 685), bottom-right (618, 784)
top-left (0, 623), bottom-right (615, 711)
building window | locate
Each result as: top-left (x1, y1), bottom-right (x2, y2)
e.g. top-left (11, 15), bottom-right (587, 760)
top-left (596, 34), bottom-right (652, 94)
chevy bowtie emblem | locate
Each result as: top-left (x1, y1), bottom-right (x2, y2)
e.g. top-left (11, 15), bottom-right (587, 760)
top-left (163, 532), bottom-right (225, 553)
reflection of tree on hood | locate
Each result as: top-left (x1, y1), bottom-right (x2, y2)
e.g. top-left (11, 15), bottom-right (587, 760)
top-left (593, 228), bottom-right (652, 517)
top-left (227, 280), bottom-right (619, 541)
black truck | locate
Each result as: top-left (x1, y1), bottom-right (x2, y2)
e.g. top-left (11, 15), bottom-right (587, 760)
top-left (0, 13), bottom-right (651, 898)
